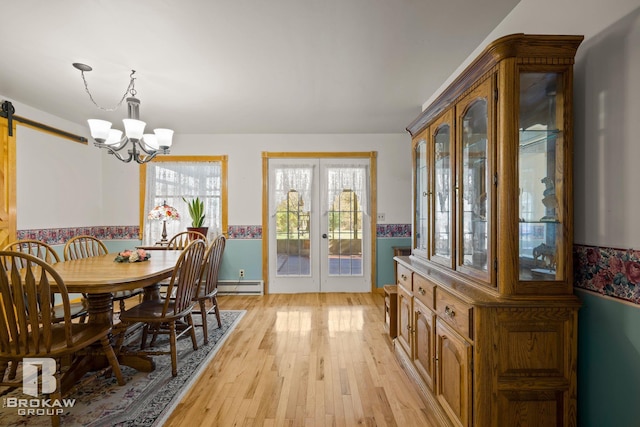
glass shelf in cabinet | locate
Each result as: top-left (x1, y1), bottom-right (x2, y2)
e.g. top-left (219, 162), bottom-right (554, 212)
top-left (463, 137), bottom-right (487, 150)
top-left (519, 129), bottom-right (560, 149)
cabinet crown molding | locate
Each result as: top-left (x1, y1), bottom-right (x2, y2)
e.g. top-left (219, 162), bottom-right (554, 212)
top-left (406, 33), bottom-right (584, 136)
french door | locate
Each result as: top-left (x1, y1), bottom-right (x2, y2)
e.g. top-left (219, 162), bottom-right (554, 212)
top-left (268, 157), bottom-right (371, 293)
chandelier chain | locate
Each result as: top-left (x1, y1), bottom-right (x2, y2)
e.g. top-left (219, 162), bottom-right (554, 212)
top-left (79, 69), bottom-right (137, 112)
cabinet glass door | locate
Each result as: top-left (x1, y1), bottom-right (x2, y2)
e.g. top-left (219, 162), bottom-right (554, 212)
top-left (431, 110), bottom-right (454, 268)
top-left (414, 135), bottom-right (428, 258)
top-left (518, 72), bottom-right (565, 281)
top-left (457, 79), bottom-right (492, 283)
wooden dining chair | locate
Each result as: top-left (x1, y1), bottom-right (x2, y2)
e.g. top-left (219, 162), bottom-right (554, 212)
top-left (158, 230), bottom-right (208, 298)
top-left (193, 235), bottom-right (226, 344)
top-left (2, 239), bottom-right (88, 323)
top-left (115, 239), bottom-right (206, 377)
top-left (64, 235), bottom-right (143, 312)
top-left (0, 251), bottom-right (124, 427)
top-left (166, 230), bottom-right (208, 250)
top-left (1, 239), bottom-right (89, 382)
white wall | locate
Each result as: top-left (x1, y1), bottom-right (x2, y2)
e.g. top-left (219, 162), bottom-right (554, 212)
top-left (574, 9), bottom-right (640, 247)
top-left (100, 150), bottom-right (141, 225)
top-left (6, 98), bottom-right (106, 229)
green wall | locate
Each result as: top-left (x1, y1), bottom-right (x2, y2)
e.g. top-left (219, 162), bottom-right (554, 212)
top-left (376, 238), bottom-right (411, 288)
top-left (218, 239), bottom-right (262, 280)
top-left (576, 289), bottom-right (640, 427)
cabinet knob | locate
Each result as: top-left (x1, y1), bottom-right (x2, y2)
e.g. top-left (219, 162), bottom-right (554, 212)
top-left (401, 274), bottom-right (407, 281)
top-left (445, 306), bottom-right (456, 318)
top-left (418, 287), bottom-right (425, 295)
top-left (422, 191), bottom-right (428, 197)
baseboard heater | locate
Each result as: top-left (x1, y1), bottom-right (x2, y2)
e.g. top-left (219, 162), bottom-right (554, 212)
top-left (217, 280), bottom-right (264, 295)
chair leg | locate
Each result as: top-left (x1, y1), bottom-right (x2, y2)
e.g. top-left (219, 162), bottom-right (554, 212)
top-left (0, 361), bottom-right (8, 381)
top-left (150, 324), bottom-right (160, 347)
top-left (199, 300), bottom-right (209, 345)
top-left (51, 376), bottom-right (62, 427)
top-left (100, 336), bottom-right (125, 386)
top-left (114, 324), bottom-right (127, 353)
top-left (7, 360), bottom-right (18, 380)
top-left (187, 313), bottom-right (198, 350)
top-left (212, 295), bottom-right (222, 328)
top-left (141, 324), bottom-right (150, 349)
top-left (169, 321), bottom-right (178, 377)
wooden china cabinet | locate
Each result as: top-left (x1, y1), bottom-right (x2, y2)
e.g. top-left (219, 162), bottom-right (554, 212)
top-left (395, 34), bottom-right (583, 427)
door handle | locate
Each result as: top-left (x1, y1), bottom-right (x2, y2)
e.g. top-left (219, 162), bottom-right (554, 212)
top-left (322, 233), bottom-right (328, 239)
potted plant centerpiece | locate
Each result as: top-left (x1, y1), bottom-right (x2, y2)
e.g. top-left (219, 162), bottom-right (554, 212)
top-left (182, 196), bottom-right (209, 238)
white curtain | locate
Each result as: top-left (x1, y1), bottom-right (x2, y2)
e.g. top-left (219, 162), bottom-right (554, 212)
top-left (270, 165), bottom-right (315, 216)
top-left (144, 161), bottom-right (222, 244)
top-left (324, 164), bottom-right (369, 216)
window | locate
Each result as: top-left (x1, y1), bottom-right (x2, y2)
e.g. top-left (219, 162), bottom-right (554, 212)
top-left (140, 156), bottom-right (228, 244)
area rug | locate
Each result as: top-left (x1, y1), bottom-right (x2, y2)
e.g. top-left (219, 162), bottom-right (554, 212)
top-left (0, 310), bottom-right (245, 427)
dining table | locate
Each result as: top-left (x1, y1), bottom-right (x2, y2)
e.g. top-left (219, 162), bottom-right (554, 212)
top-left (50, 249), bottom-right (182, 392)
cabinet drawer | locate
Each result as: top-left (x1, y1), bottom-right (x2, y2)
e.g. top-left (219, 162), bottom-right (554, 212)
top-left (436, 289), bottom-right (473, 340)
top-left (397, 264), bottom-right (413, 291)
top-left (413, 274), bottom-right (435, 311)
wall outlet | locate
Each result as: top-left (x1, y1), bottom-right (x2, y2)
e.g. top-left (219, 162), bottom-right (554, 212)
top-left (239, 269), bottom-right (245, 278)
top-left (377, 213), bottom-right (386, 222)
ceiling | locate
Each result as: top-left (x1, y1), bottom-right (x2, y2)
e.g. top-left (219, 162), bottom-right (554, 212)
top-left (0, 0), bottom-right (520, 135)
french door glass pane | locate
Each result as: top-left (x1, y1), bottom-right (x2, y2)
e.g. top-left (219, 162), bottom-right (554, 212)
top-left (326, 167), bottom-right (364, 276)
top-left (274, 172), bottom-right (311, 277)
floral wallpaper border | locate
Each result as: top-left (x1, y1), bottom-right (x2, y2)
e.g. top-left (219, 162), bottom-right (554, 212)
top-left (16, 225), bottom-right (264, 243)
top-left (17, 226), bottom-right (141, 246)
top-left (377, 224), bottom-right (412, 238)
top-left (574, 244), bottom-right (640, 305)
top-left (227, 225), bottom-right (262, 239)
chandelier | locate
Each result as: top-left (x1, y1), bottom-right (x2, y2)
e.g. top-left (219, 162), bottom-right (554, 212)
top-left (73, 63), bottom-right (173, 164)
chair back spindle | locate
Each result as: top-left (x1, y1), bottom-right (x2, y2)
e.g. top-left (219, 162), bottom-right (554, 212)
top-left (163, 239), bottom-right (206, 316)
top-left (64, 235), bottom-right (108, 261)
top-left (2, 240), bottom-right (61, 269)
top-left (198, 235), bottom-right (226, 297)
top-left (166, 231), bottom-right (207, 250)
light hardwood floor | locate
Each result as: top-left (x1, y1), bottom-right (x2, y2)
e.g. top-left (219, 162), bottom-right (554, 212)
top-left (164, 293), bottom-right (437, 427)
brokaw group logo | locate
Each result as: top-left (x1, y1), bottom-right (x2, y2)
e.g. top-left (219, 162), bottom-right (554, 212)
top-left (2, 358), bottom-right (76, 416)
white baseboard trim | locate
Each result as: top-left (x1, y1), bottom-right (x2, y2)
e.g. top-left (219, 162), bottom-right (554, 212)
top-left (218, 279), bottom-right (264, 295)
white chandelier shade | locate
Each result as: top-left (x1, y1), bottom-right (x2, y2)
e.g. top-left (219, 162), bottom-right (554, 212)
top-left (87, 118), bottom-right (174, 148)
